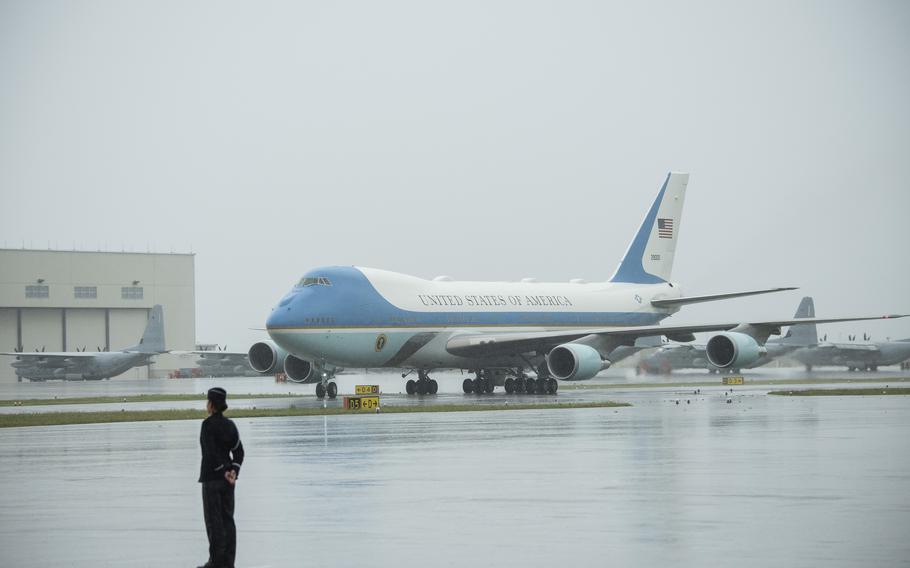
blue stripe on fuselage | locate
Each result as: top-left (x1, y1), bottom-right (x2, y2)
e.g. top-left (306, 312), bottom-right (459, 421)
top-left (266, 267), bottom-right (666, 330)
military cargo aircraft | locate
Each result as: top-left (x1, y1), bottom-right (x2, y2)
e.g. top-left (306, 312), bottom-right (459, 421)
top-left (3, 305), bottom-right (166, 381)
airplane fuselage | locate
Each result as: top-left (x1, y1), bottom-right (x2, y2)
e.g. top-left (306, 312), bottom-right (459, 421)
top-left (266, 266), bottom-right (682, 370)
top-left (791, 341), bottom-right (910, 369)
top-left (13, 352), bottom-right (151, 381)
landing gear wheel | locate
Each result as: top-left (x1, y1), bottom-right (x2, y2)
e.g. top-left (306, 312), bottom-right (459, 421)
top-left (316, 383), bottom-right (326, 399)
top-left (536, 378), bottom-right (546, 394)
top-left (462, 378), bottom-right (474, 394)
top-left (428, 379), bottom-right (438, 394)
top-left (525, 377), bottom-right (536, 394)
top-left (515, 377), bottom-right (526, 394)
top-left (406, 379), bottom-right (417, 395)
top-left (504, 378), bottom-right (515, 394)
top-left (547, 378), bottom-right (558, 394)
top-left (327, 382), bottom-right (338, 399)
top-left (416, 380), bottom-right (427, 395)
top-left (473, 378), bottom-right (484, 394)
top-left (485, 378), bottom-right (494, 394)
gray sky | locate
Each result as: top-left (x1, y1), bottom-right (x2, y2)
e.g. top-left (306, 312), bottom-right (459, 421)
top-left (2, 0), bottom-right (908, 348)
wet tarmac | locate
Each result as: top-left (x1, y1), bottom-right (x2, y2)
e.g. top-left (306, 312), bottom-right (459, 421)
top-left (1, 370), bottom-right (909, 567)
top-left (1, 367), bottom-right (908, 415)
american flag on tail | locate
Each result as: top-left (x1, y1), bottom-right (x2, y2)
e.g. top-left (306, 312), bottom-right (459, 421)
top-left (657, 218), bottom-right (673, 239)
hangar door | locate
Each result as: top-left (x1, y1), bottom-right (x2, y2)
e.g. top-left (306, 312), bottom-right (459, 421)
top-left (21, 309), bottom-right (64, 352)
top-left (65, 309), bottom-right (106, 353)
top-left (0, 309), bottom-right (18, 352)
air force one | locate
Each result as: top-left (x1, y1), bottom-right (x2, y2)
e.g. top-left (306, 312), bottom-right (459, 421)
top-left (249, 172), bottom-right (906, 399)
top-left (2, 305), bottom-right (166, 381)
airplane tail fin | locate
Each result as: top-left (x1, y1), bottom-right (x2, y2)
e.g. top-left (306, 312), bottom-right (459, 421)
top-left (126, 305), bottom-right (166, 353)
top-left (610, 172), bottom-right (689, 284)
top-left (780, 297), bottom-right (818, 345)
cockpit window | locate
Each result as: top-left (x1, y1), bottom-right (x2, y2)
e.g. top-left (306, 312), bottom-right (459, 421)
top-left (297, 276), bottom-right (333, 288)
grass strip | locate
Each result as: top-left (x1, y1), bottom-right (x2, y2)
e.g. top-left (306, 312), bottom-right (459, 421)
top-left (768, 387), bottom-right (910, 397)
top-left (0, 393), bottom-right (301, 407)
top-left (0, 400), bottom-right (629, 428)
top-left (560, 376), bottom-right (910, 390)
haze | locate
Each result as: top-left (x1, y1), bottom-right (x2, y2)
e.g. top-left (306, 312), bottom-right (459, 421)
top-left (1, 0), bottom-right (908, 348)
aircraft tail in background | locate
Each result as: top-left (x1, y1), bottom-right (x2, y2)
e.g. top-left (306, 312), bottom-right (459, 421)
top-left (780, 297), bottom-right (818, 346)
top-left (125, 305), bottom-right (166, 353)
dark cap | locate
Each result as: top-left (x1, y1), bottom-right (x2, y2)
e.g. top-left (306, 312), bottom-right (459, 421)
top-left (207, 387), bottom-right (227, 404)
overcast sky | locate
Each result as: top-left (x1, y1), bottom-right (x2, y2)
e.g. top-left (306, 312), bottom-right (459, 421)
top-left (1, 0), bottom-right (908, 348)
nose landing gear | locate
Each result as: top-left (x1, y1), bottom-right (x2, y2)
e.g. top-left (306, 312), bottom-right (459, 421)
top-left (315, 378), bottom-right (338, 400)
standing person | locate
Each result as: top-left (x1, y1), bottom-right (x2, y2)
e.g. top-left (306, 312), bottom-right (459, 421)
top-left (198, 387), bottom-right (244, 568)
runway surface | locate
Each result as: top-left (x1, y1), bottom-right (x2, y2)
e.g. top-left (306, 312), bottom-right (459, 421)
top-left (1, 367), bottom-right (908, 413)
top-left (1, 370), bottom-right (909, 567)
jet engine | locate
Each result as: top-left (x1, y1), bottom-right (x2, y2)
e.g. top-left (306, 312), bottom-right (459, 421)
top-left (284, 354), bottom-right (317, 383)
top-left (248, 341), bottom-right (288, 374)
top-left (547, 343), bottom-right (610, 381)
top-left (705, 332), bottom-right (766, 368)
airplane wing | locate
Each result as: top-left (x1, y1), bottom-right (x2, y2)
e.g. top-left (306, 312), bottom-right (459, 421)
top-left (445, 314), bottom-right (908, 358)
top-left (172, 350), bottom-right (249, 360)
top-left (650, 287), bottom-right (798, 308)
top-left (171, 350), bottom-right (248, 355)
top-left (814, 343), bottom-right (881, 352)
top-left (0, 352), bottom-right (97, 370)
top-left (0, 351), bottom-right (98, 358)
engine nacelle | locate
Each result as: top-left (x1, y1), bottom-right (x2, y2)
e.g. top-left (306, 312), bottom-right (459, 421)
top-left (547, 343), bottom-right (610, 381)
top-left (705, 332), bottom-right (767, 369)
top-left (284, 354), bottom-right (317, 383)
top-left (248, 341), bottom-right (288, 374)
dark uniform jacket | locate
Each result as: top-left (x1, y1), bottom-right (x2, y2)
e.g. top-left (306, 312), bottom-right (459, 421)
top-left (199, 412), bottom-right (245, 483)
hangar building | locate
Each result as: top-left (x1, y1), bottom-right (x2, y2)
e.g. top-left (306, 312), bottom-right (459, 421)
top-left (0, 249), bottom-right (195, 378)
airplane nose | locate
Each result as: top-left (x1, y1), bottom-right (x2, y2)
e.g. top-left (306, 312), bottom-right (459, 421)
top-left (266, 307), bottom-right (289, 330)
top-left (266, 292), bottom-right (300, 329)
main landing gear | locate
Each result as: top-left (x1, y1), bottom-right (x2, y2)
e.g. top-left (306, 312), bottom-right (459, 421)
top-left (405, 370), bottom-right (438, 395)
top-left (462, 367), bottom-right (558, 395)
top-left (315, 381), bottom-right (337, 400)
top-left (462, 370), bottom-right (495, 394)
top-left (503, 375), bottom-right (558, 395)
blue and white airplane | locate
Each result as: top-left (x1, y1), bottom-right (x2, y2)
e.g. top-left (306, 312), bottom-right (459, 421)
top-left (250, 173), bottom-right (905, 399)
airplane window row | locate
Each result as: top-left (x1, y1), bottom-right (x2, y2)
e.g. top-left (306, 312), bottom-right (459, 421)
top-left (297, 277), bottom-right (333, 287)
top-left (305, 317), bottom-right (336, 325)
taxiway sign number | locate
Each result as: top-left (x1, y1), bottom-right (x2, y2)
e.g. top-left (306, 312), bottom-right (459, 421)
top-left (344, 396), bottom-right (380, 411)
